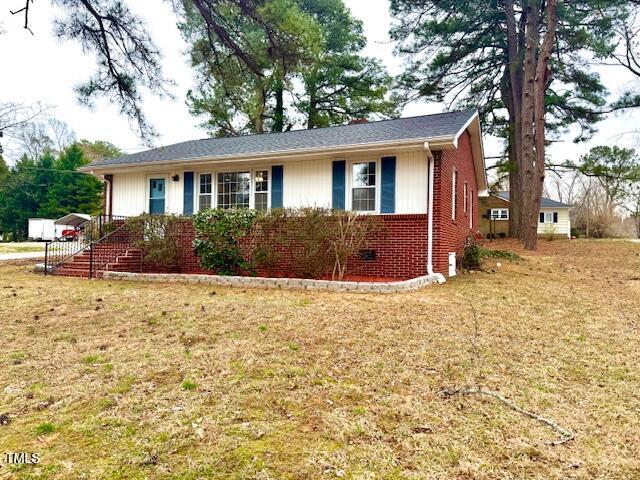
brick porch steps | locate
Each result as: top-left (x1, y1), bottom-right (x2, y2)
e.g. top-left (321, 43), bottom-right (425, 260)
top-left (52, 244), bottom-right (143, 277)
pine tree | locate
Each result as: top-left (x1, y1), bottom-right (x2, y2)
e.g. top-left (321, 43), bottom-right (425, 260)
top-left (390, 0), bottom-right (628, 248)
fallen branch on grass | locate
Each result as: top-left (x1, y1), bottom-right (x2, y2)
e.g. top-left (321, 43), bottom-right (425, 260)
top-left (441, 387), bottom-right (575, 446)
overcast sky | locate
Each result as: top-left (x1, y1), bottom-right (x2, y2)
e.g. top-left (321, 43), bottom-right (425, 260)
top-left (2, 0), bottom-right (640, 168)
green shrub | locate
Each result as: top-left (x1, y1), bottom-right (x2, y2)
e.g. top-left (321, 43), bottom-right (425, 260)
top-left (252, 208), bottom-right (385, 280)
top-left (461, 244), bottom-right (482, 270)
top-left (285, 208), bottom-right (335, 278)
top-left (478, 248), bottom-right (521, 261)
top-left (126, 215), bottom-right (183, 269)
top-left (251, 208), bottom-right (289, 274)
top-left (461, 235), bottom-right (521, 270)
top-left (192, 209), bottom-right (261, 275)
top-left (192, 207), bottom-right (384, 279)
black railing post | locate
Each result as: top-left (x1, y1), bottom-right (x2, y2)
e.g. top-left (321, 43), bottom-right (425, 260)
top-left (89, 243), bottom-right (94, 279)
top-left (99, 215), bottom-right (103, 240)
top-left (44, 241), bottom-right (49, 276)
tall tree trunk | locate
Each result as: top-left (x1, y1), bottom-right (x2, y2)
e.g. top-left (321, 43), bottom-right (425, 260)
top-left (505, 0), bottom-right (524, 237)
top-left (254, 85), bottom-right (265, 134)
top-left (519, 0), bottom-right (540, 246)
top-left (521, 0), bottom-right (558, 250)
top-left (308, 89), bottom-right (318, 129)
top-left (273, 73), bottom-right (284, 133)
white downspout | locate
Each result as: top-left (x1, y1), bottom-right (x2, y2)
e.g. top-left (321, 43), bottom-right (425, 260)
top-left (425, 142), bottom-right (446, 284)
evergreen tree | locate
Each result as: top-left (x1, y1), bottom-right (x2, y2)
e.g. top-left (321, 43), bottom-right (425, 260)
top-left (180, 0), bottom-right (397, 136)
top-left (0, 156), bottom-right (9, 187)
top-left (390, 0), bottom-right (629, 248)
top-left (38, 144), bottom-right (103, 219)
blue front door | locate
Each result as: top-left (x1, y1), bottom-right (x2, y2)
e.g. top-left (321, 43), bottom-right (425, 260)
top-left (149, 178), bottom-right (166, 214)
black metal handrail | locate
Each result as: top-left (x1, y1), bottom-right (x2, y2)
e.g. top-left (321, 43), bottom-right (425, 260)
top-left (88, 220), bottom-right (140, 278)
top-left (44, 215), bottom-right (128, 275)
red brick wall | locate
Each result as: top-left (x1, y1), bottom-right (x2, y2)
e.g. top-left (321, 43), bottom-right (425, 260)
top-left (432, 131), bottom-right (479, 274)
top-left (163, 214), bottom-right (428, 280)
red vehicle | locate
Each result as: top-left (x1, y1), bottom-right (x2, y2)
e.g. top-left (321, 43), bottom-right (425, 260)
top-left (61, 229), bottom-right (78, 241)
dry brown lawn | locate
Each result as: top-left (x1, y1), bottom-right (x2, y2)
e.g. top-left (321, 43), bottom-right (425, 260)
top-left (1, 239), bottom-right (639, 479)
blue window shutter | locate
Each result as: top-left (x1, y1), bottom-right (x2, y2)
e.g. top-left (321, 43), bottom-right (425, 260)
top-left (553, 212), bottom-right (558, 223)
top-left (271, 165), bottom-right (283, 208)
top-left (332, 160), bottom-right (346, 210)
top-left (540, 212), bottom-right (545, 223)
top-left (381, 156), bottom-right (396, 213)
top-left (183, 171), bottom-right (194, 215)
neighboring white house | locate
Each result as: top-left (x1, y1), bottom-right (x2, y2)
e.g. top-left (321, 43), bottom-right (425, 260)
top-left (479, 191), bottom-right (571, 238)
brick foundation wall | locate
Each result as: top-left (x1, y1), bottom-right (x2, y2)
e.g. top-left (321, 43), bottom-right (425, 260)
top-left (432, 131), bottom-right (479, 274)
top-left (162, 214), bottom-right (428, 280)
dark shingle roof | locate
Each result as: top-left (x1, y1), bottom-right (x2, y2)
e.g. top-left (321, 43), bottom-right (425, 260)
top-left (496, 191), bottom-right (571, 208)
top-left (89, 110), bottom-right (477, 168)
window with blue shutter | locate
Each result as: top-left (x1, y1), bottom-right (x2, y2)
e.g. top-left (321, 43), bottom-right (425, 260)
top-left (332, 160), bottom-right (346, 210)
top-left (183, 171), bottom-right (194, 215)
top-left (271, 165), bottom-right (283, 208)
top-left (380, 156), bottom-right (396, 213)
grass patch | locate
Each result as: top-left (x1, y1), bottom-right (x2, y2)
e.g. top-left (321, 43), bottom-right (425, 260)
top-left (35, 422), bottom-right (56, 435)
top-left (181, 379), bottom-right (197, 391)
top-left (82, 354), bottom-right (104, 365)
top-left (0, 243), bottom-right (45, 254)
top-left (0, 239), bottom-right (639, 478)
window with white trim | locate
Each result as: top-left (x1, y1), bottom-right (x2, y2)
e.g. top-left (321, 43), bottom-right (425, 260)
top-left (254, 170), bottom-right (269, 211)
top-left (541, 212), bottom-right (558, 223)
top-left (352, 162), bottom-right (376, 211)
top-left (491, 208), bottom-right (509, 220)
top-left (217, 171), bottom-right (250, 209)
top-left (469, 189), bottom-right (474, 228)
top-left (451, 169), bottom-right (458, 220)
top-left (463, 182), bottom-right (468, 213)
top-left (198, 173), bottom-right (213, 211)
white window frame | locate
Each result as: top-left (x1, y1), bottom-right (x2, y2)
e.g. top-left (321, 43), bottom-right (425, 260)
top-left (469, 189), bottom-right (474, 228)
top-left (451, 169), bottom-right (458, 220)
top-left (197, 173), bottom-right (214, 212)
top-left (463, 181), bottom-right (468, 214)
top-left (347, 159), bottom-right (380, 213)
top-left (216, 170), bottom-right (251, 210)
top-left (542, 212), bottom-right (557, 224)
top-left (491, 208), bottom-right (509, 220)
top-left (194, 168), bottom-right (271, 211)
top-left (253, 169), bottom-right (270, 212)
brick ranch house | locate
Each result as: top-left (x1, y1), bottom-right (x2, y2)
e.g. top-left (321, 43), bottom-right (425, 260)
top-left (74, 110), bottom-right (487, 280)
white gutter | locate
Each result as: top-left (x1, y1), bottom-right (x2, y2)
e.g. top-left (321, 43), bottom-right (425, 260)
top-left (425, 142), bottom-right (446, 284)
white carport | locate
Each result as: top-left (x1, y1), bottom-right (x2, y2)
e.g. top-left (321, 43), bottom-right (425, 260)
top-left (55, 213), bottom-right (91, 228)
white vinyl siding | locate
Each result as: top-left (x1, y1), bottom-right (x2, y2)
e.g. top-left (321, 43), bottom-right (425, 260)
top-left (111, 172), bottom-right (147, 217)
top-left (538, 208), bottom-right (571, 237)
top-left (282, 159), bottom-right (333, 209)
top-left (107, 150), bottom-right (432, 217)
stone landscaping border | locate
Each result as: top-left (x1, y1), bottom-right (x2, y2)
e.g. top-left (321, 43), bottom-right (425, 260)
top-left (102, 271), bottom-right (445, 293)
